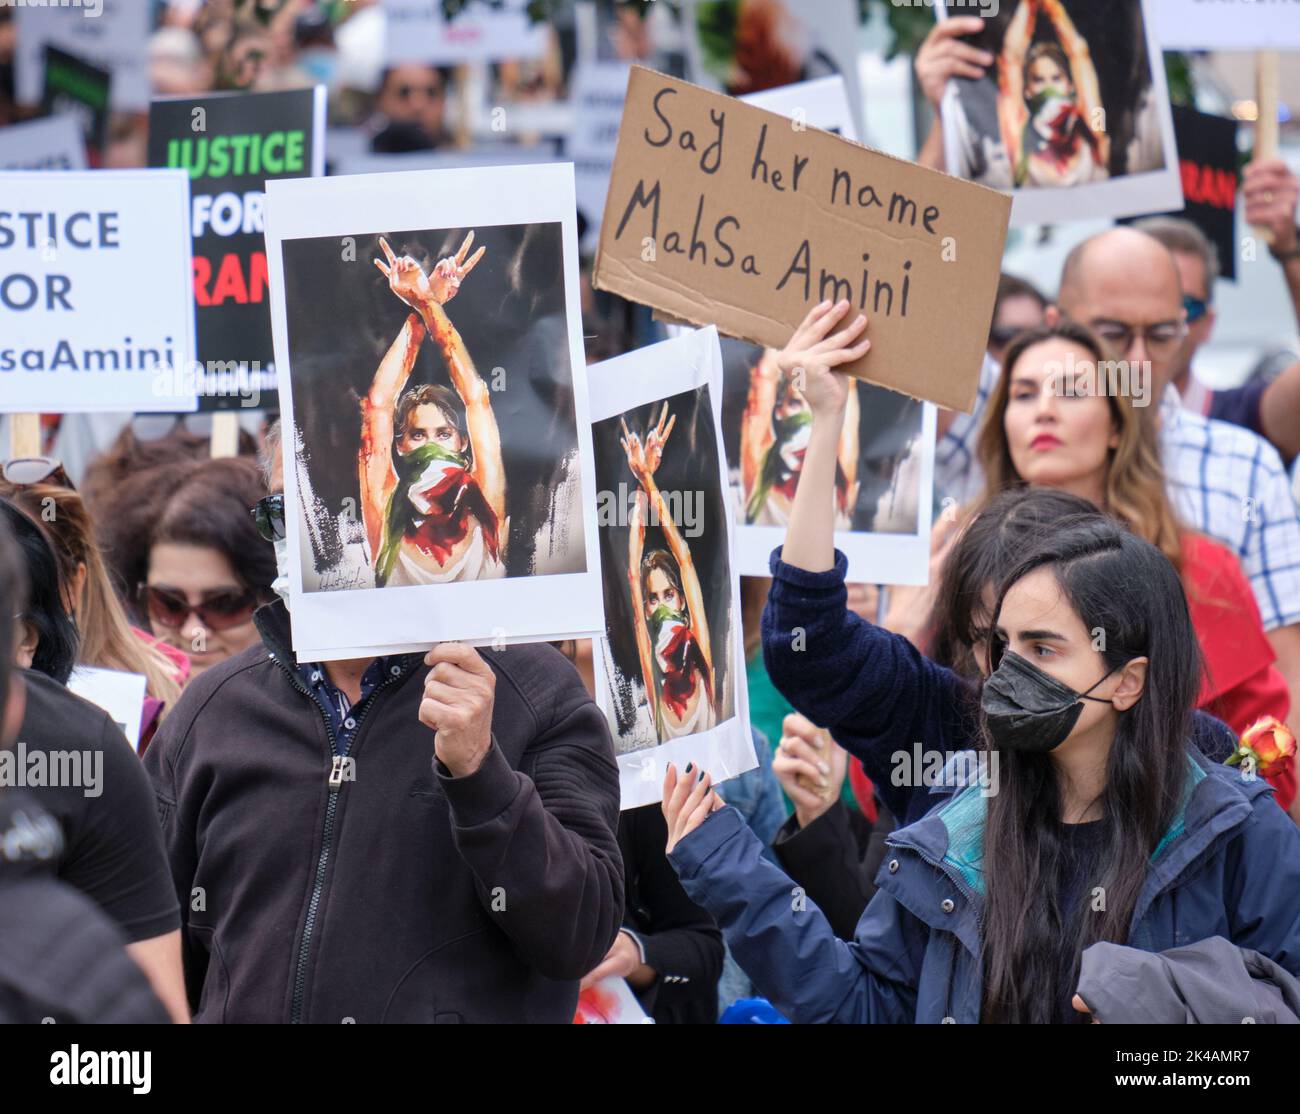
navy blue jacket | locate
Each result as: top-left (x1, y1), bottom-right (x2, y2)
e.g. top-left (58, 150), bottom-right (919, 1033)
top-left (664, 549), bottom-right (1300, 1023)
top-left (670, 751), bottom-right (1300, 1022)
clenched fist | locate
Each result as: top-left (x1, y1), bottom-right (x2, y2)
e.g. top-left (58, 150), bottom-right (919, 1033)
top-left (420, 642), bottom-right (496, 777)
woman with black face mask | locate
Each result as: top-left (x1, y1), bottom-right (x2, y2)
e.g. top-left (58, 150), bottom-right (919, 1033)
top-left (657, 302), bottom-right (1300, 1023)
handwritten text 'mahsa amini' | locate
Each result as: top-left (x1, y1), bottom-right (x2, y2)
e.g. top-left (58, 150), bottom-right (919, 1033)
top-left (611, 86), bottom-right (949, 319)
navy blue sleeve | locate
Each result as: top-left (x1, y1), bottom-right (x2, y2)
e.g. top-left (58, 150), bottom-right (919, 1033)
top-left (669, 806), bottom-right (922, 1023)
top-left (1208, 381), bottom-right (1268, 440)
top-left (760, 549), bottom-right (976, 825)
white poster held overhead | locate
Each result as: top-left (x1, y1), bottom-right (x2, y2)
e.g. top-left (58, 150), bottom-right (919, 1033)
top-left (741, 74), bottom-right (859, 143)
top-left (588, 327), bottom-right (754, 809)
top-left (15, 0), bottom-right (151, 111)
top-left (938, 0), bottom-right (1182, 227)
top-left (683, 0), bottom-right (867, 141)
top-left (0, 169), bottom-right (198, 414)
top-left (68, 665), bottom-right (148, 753)
top-left (0, 116), bottom-right (87, 171)
top-left (264, 164), bottom-right (604, 660)
top-left (1150, 0), bottom-right (1300, 50)
top-left (382, 0), bottom-right (548, 66)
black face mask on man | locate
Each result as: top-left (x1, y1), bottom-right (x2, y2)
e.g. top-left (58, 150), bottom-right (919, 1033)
top-left (981, 650), bottom-right (1118, 754)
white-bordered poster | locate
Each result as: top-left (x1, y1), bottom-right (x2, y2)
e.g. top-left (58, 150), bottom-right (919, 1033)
top-left (588, 326), bottom-right (753, 809)
top-left (263, 164), bottom-right (604, 659)
top-left (719, 337), bottom-right (937, 584)
top-left (938, 0), bottom-right (1181, 227)
top-left (0, 169), bottom-right (197, 414)
top-left (683, 0), bottom-right (866, 142)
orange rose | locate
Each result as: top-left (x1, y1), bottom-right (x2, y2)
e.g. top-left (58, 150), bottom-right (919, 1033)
top-left (1226, 717), bottom-right (1297, 779)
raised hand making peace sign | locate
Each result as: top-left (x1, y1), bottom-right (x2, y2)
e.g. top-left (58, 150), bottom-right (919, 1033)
top-left (373, 231), bottom-right (486, 310)
top-left (620, 402), bottom-right (677, 487)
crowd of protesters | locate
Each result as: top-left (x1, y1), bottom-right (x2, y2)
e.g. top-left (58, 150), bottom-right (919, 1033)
top-left (2, 4), bottom-right (1300, 1025)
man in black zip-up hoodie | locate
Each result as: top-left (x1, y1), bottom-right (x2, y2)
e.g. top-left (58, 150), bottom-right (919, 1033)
top-left (143, 432), bottom-right (623, 1022)
top-left (144, 596), bottom-right (624, 1023)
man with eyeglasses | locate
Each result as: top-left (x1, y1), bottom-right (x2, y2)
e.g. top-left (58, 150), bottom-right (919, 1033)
top-left (1137, 215), bottom-right (1300, 465)
top-left (141, 422), bottom-right (623, 1022)
top-left (1055, 228), bottom-right (1300, 740)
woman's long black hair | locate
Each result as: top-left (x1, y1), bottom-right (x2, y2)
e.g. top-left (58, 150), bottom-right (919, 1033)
top-left (1, 500), bottom-right (79, 685)
top-left (979, 518), bottom-right (1202, 1024)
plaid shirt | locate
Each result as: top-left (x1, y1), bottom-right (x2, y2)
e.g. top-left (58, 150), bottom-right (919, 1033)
top-left (1160, 387), bottom-right (1300, 632)
top-left (934, 354), bottom-right (997, 508)
top-left (934, 366), bottom-right (1300, 632)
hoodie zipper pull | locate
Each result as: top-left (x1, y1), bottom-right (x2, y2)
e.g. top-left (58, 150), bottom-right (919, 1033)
top-left (328, 755), bottom-right (346, 789)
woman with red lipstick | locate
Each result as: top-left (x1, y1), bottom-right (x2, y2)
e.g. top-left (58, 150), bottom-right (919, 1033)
top-left (975, 319), bottom-right (1294, 812)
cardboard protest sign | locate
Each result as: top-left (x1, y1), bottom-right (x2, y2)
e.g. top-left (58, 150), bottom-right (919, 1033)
top-left (382, 0), bottom-right (548, 66)
top-left (68, 666), bottom-right (147, 753)
top-left (683, 0), bottom-right (866, 143)
top-left (40, 47), bottom-right (109, 168)
top-left (588, 327), bottom-right (753, 809)
top-left (0, 116), bottom-right (87, 171)
top-left (0, 170), bottom-right (198, 415)
top-left (593, 66), bottom-right (1010, 413)
top-left (264, 164), bottom-right (603, 659)
top-left (938, 0), bottom-right (1182, 227)
top-left (148, 88), bottom-right (327, 411)
top-left (1151, 0), bottom-right (1300, 50)
top-left (1122, 105), bottom-right (1239, 281)
top-left (669, 77), bottom-right (938, 584)
top-left (16, 0), bottom-right (151, 112)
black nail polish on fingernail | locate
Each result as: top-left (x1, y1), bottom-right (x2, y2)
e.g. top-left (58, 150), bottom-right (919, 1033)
top-left (685, 762), bottom-right (693, 774)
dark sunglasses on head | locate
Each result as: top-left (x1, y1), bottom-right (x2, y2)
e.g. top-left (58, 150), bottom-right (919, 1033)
top-left (140, 584), bottom-right (258, 632)
top-left (250, 494), bottom-right (286, 542)
top-left (2, 457), bottom-right (75, 489)
top-left (1182, 293), bottom-right (1209, 325)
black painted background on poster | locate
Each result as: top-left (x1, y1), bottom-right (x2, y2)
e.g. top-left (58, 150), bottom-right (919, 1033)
top-left (951, 0), bottom-right (1160, 179)
top-left (593, 383), bottom-right (732, 738)
top-left (717, 337), bottom-right (923, 533)
top-left (1121, 105), bottom-right (1239, 280)
top-left (148, 88), bottom-right (319, 410)
top-left (280, 222), bottom-right (583, 579)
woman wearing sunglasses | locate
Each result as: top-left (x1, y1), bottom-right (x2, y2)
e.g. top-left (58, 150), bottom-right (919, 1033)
top-left (95, 456), bottom-right (275, 680)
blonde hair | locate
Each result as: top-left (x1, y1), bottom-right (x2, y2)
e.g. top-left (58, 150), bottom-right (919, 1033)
top-left (976, 320), bottom-right (1184, 575)
top-left (2, 481), bottom-right (183, 714)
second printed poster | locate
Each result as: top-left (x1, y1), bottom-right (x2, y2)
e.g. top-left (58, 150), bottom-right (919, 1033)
top-left (588, 327), bottom-right (754, 808)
